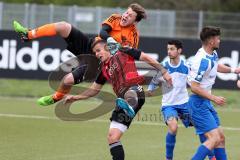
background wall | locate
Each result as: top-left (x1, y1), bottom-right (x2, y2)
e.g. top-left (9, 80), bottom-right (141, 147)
top-left (1, 30), bottom-right (239, 89)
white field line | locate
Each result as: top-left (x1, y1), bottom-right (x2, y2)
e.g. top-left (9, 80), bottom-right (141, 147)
top-left (0, 96), bottom-right (240, 112)
top-left (0, 113), bottom-right (240, 131)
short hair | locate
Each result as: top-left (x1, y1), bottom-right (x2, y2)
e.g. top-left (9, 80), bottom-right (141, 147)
top-left (168, 40), bottom-right (183, 49)
top-left (129, 3), bottom-right (147, 22)
top-left (200, 26), bottom-right (221, 43)
top-left (91, 39), bottom-right (106, 50)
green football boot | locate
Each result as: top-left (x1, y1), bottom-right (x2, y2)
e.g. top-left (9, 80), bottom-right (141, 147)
top-left (13, 20), bottom-right (29, 42)
top-left (37, 95), bottom-right (56, 106)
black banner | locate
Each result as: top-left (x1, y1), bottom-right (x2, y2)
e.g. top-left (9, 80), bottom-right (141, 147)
top-left (0, 30), bottom-right (239, 89)
top-left (139, 36), bottom-right (240, 89)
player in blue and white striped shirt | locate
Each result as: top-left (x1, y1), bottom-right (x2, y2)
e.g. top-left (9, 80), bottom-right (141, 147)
top-left (148, 40), bottom-right (216, 160)
top-left (188, 26), bottom-right (240, 160)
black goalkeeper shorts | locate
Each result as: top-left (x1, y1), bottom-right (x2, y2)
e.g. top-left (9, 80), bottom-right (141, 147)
top-left (64, 26), bottom-right (95, 56)
top-left (110, 85), bottom-right (145, 128)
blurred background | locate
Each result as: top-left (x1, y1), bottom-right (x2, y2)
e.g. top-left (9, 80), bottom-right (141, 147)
top-left (1, 0), bottom-right (240, 39)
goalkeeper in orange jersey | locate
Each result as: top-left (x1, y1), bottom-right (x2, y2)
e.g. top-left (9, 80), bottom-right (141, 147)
top-left (13, 3), bottom-right (146, 106)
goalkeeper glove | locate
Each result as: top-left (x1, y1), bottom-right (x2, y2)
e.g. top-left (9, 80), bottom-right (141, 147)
top-left (107, 37), bottom-right (121, 55)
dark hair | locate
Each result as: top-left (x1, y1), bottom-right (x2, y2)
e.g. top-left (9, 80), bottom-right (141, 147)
top-left (168, 40), bottom-right (183, 49)
top-left (91, 39), bottom-right (106, 50)
top-left (200, 26), bottom-right (221, 43)
top-left (129, 3), bottom-right (147, 22)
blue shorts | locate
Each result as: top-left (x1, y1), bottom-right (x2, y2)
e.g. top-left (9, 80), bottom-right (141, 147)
top-left (188, 95), bottom-right (220, 135)
top-left (161, 102), bottom-right (192, 128)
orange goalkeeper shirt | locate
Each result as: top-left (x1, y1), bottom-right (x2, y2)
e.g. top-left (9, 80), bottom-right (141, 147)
top-left (102, 14), bottom-right (139, 48)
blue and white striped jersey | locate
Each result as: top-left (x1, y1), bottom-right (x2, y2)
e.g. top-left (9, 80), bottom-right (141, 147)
top-left (148, 58), bottom-right (189, 106)
top-left (188, 47), bottom-right (218, 93)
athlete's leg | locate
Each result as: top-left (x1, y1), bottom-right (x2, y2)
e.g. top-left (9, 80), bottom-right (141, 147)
top-left (166, 118), bottom-right (178, 160)
top-left (179, 102), bottom-right (216, 160)
top-left (116, 85), bottom-right (145, 118)
top-left (13, 21), bottom-right (71, 41)
top-left (37, 65), bottom-right (87, 106)
top-left (192, 128), bottom-right (221, 160)
top-left (213, 127), bottom-right (227, 160)
top-left (108, 122), bottom-right (126, 160)
top-left (162, 106), bottom-right (178, 160)
top-left (199, 134), bottom-right (216, 160)
top-left (188, 96), bottom-right (220, 160)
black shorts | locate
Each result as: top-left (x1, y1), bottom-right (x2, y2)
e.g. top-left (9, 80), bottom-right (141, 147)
top-left (110, 85), bottom-right (145, 128)
top-left (64, 26), bottom-right (95, 56)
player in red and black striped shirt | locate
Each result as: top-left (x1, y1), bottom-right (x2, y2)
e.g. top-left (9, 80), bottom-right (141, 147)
top-left (65, 39), bottom-right (172, 160)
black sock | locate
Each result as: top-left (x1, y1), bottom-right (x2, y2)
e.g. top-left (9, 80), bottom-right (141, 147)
top-left (109, 141), bottom-right (125, 160)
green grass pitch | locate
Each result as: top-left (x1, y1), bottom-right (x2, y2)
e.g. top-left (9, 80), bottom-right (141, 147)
top-left (0, 79), bottom-right (239, 160)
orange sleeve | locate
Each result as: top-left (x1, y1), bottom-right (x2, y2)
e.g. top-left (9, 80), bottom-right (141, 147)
top-left (102, 14), bottom-right (121, 29)
top-left (132, 30), bottom-right (139, 48)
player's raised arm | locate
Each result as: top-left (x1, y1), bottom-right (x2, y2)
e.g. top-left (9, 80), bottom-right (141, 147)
top-left (140, 51), bottom-right (172, 86)
top-left (139, 52), bottom-right (166, 74)
top-left (119, 47), bottom-right (172, 85)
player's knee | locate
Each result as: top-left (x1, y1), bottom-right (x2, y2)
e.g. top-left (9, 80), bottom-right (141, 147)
top-left (55, 21), bottom-right (71, 38)
top-left (215, 137), bottom-right (222, 147)
top-left (107, 133), bottom-right (120, 144)
top-left (215, 130), bottom-right (226, 146)
top-left (211, 134), bottom-right (221, 147)
top-left (206, 130), bottom-right (221, 147)
top-left (167, 118), bottom-right (178, 134)
top-left (210, 131), bottom-right (225, 148)
top-left (219, 133), bottom-right (225, 145)
top-left (63, 73), bottom-right (74, 85)
top-left (168, 123), bottom-right (178, 134)
top-left (124, 89), bottom-right (138, 109)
